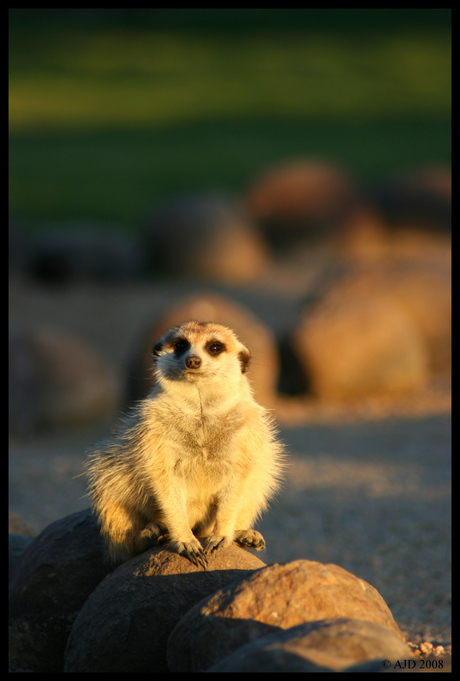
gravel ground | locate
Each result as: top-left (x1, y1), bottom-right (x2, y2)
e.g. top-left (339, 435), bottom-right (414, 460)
top-left (9, 278), bottom-right (451, 652)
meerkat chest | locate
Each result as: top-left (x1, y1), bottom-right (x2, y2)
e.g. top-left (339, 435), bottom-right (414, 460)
top-left (173, 412), bottom-right (238, 453)
top-left (162, 400), bottom-right (245, 463)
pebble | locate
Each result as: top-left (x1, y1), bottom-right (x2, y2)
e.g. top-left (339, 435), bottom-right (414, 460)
top-left (408, 640), bottom-right (448, 658)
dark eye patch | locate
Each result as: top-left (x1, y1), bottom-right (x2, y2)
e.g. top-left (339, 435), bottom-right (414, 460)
top-left (206, 340), bottom-right (225, 356)
top-left (172, 338), bottom-right (190, 356)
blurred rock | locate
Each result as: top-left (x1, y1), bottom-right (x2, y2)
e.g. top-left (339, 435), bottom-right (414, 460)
top-left (125, 293), bottom-right (280, 409)
top-left (290, 270), bottom-right (431, 401)
top-left (210, 646), bottom-right (333, 672)
top-left (9, 511), bottom-right (37, 537)
top-left (288, 263), bottom-right (451, 401)
top-left (64, 544), bottom-right (265, 673)
top-left (26, 222), bottom-right (144, 284)
top-left (167, 559), bottom-right (404, 672)
top-left (9, 514), bottom-right (38, 585)
top-left (356, 265), bottom-right (451, 372)
top-left (337, 203), bottom-right (389, 260)
top-left (208, 618), bottom-right (413, 672)
top-left (9, 509), bottom-right (111, 673)
top-left (9, 218), bottom-right (32, 279)
top-left (245, 160), bottom-right (385, 251)
top-left (9, 327), bottom-right (119, 433)
top-left (143, 193), bottom-right (270, 283)
top-left (376, 227), bottom-right (451, 278)
top-left (371, 167), bottom-right (451, 232)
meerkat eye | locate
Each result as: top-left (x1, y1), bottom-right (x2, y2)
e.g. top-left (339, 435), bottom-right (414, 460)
top-left (172, 338), bottom-right (190, 355)
top-left (206, 340), bottom-right (225, 356)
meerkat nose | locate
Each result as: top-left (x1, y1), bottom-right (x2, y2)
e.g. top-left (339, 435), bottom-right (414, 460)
top-left (186, 355), bottom-right (202, 369)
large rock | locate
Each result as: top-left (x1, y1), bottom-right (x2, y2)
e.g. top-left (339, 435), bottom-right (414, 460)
top-left (9, 535), bottom-right (34, 583)
top-left (143, 193), bottom-right (270, 283)
top-left (167, 559), bottom-right (405, 672)
top-left (361, 265), bottom-right (451, 372)
top-left (64, 544), bottom-right (266, 673)
top-left (290, 263), bottom-right (451, 401)
top-left (208, 618), bottom-right (414, 672)
top-left (9, 327), bottom-right (119, 433)
top-left (125, 293), bottom-right (280, 409)
top-left (9, 509), bottom-right (112, 672)
top-left (26, 222), bottom-right (144, 284)
top-left (291, 272), bottom-right (430, 401)
top-left (245, 160), bottom-right (383, 250)
top-left (9, 511), bottom-right (36, 536)
top-left (372, 166), bottom-right (451, 233)
top-left (9, 512), bottom-right (37, 580)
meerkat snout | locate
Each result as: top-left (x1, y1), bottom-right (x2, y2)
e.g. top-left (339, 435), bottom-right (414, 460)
top-left (186, 355), bottom-right (201, 369)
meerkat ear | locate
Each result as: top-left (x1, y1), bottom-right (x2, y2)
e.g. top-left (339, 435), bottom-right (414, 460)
top-left (238, 347), bottom-right (251, 373)
top-left (152, 341), bottom-right (163, 363)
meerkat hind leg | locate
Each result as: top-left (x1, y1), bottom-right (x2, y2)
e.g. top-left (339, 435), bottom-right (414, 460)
top-left (233, 529), bottom-right (266, 551)
top-left (133, 521), bottom-right (170, 553)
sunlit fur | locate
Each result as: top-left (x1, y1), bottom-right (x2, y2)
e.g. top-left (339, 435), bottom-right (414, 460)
top-left (85, 321), bottom-right (285, 564)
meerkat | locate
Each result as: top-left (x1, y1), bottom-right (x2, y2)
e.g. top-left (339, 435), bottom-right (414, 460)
top-left (85, 321), bottom-right (285, 568)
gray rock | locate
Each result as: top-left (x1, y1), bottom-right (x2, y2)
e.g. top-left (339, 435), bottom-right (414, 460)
top-left (209, 646), bottom-right (332, 672)
top-left (9, 511), bottom-right (37, 536)
top-left (143, 193), bottom-right (270, 283)
top-left (64, 544), bottom-right (266, 673)
top-left (245, 160), bottom-right (371, 248)
top-left (208, 618), bottom-right (414, 672)
top-left (371, 167), bottom-right (451, 232)
top-left (291, 274), bottom-right (429, 401)
top-left (9, 509), bottom-right (112, 672)
top-left (167, 559), bottom-right (405, 672)
top-left (27, 222), bottom-right (145, 284)
top-left (9, 535), bottom-right (34, 582)
top-left (9, 327), bottom-right (119, 433)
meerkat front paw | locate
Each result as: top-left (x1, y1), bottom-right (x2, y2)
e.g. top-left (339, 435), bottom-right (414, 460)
top-left (233, 529), bottom-right (266, 551)
top-left (203, 534), bottom-right (233, 554)
top-left (172, 537), bottom-right (208, 569)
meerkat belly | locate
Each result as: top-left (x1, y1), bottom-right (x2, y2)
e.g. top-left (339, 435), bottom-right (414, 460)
top-left (172, 438), bottom-right (235, 485)
top-left (169, 439), bottom-right (234, 531)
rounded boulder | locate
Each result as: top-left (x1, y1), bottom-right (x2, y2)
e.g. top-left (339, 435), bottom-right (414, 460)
top-left (167, 559), bottom-right (405, 672)
top-left (64, 544), bottom-right (266, 673)
top-left (9, 509), bottom-right (111, 672)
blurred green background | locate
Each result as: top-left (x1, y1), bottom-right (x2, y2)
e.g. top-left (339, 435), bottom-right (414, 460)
top-left (9, 9), bottom-right (451, 230)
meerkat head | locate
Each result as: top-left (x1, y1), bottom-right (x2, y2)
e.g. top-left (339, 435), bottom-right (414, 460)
top-left (152, 321), bottom-right (250, 385)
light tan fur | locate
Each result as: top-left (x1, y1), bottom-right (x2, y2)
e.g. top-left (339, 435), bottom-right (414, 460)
top-left (85, 321), bottom-right (285, 567)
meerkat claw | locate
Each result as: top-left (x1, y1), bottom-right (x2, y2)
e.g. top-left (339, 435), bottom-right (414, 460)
top-left (189, 548), bottom-right (208, 569)
top-left (177, 541), bottom-right (208, 569)
top-left (204, 535), bottom-right (227, 554)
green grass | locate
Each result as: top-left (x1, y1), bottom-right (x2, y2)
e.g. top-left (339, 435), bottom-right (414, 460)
top-left (9, 27), bottom-right (451, 130)
top-left (8, 13), bottom-right (451, 228)
top-left (9, 116), bottom-right (451, 227)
